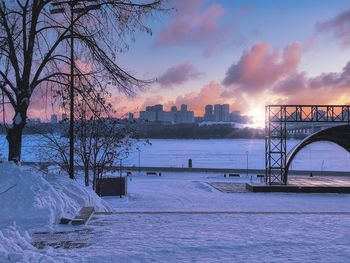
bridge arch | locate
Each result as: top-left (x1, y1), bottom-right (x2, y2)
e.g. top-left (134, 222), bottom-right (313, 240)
top-left (285, 125), bottom-right (350, 176)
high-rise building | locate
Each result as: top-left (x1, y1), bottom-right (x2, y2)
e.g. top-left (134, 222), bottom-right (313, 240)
top-left (204, 105), bottom-right (213, 121)
top-left (50, 114), bottom-right (58, 124)
top-left (153, 104), bottom-right (163, 112)
top-left (214, 104), bottom-right (222, 122)
top-left (205, 104), bottom-right (231, 122)
top-left (139, 104), bottom-right (194, 124)
top-left (222, 104), bottom-right (230, 122)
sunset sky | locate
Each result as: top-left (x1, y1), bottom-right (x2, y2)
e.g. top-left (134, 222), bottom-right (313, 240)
top-left (28, 0), bottom-right (350, 127)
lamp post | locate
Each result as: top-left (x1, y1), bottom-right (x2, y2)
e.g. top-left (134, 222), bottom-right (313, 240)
top-left (50, 0), bottom-right (100, 179)
top-left (136, 147), bottom-right (141, 173)
top-left (246, 151), bottom-right (249, 177)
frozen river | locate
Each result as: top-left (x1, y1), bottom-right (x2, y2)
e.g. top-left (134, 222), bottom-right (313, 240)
top-left (1, 136), bottom-right (350, 170)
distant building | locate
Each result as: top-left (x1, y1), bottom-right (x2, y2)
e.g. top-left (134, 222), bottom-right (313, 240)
top-left (222, 104), bottom-right (230, 122)
top-left (176, 105), bottom-right (194, 123)
top-left (204, 104), bottom-right (240, 122)
top-left (202, 107), bottom-right (251, 123)
top-left (230, 111), bottom-right (249, 123)
top-left (204, 105), bottom-right (213, 121)
top-left (140, 110), bottom-right (156, 122)
top-left (139, 104), bottom-right (194, 124)
top-left (213, 104), bottom-right (222, 121)
top-left (50, 114), bottom-right (58, 124)
top-left (128, 113), bottom-right (134, 121)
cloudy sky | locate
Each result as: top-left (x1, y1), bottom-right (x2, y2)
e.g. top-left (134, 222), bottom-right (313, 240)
top-left (30, 0), bottom-right (350, 127)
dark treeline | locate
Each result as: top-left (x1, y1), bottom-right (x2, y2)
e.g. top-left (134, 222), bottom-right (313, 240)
top-left (0, 123), bottom-right (66, 136)
top-left (136, 124), bottom-right (265, 139)
top-left (0, 123), bottom-right (308, 140)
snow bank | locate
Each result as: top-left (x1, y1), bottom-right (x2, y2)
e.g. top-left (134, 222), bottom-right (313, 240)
top-left (0, 162), bottom-right (110, 230)
top-left (0, 226), bottom-right (71, 263)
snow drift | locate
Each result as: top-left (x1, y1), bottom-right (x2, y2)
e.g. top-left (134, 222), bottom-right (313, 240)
top-left (0, 226), bottom-right (72, 263)
top-left (0, 161), bottom-right (110, 230)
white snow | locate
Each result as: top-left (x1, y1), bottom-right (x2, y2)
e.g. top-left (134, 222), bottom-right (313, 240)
top-left (0, 162), bottom-right (110, 263)
top-left (47, 212), bottom-right (350, 263)
top-left (0, 162), bottom-right (110, 231)
top-left (0, 138), bottom-right (350, 262)
top-left (0, 226), bottom-right (70, 263)
top-left (108, 172), bottom-right (350, 213)
top-left (32, 172), bottom-right (350, 262)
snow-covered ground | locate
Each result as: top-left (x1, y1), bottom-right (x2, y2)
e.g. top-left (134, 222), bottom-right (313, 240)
top-left (27, 172), bottom-right (350, 263)
top-left (107, 172), bottom-right (350, 213)
top-left (48, 212), bottom-right (350, 263)
top-left (0, 162), bottom-right (110, 263)
top-left (1, 139), bottom-right (350, 262)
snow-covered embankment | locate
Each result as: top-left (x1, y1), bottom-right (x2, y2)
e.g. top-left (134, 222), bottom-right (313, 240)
top-left (0, 161), bottom-right (110, 262)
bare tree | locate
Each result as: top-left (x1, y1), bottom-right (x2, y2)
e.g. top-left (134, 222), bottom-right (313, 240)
top-left (74, 87), bottom-right (137, 187)
top-left (0, 0), bottom-right (168, 161)
top-left (37, 87), bottom-right (138, 187)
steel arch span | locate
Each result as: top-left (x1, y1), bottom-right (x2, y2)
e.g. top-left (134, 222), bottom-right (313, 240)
top-left (265, 105), bottom-right (350, 185)
top-left (285, 125), bottom-right (350, 176)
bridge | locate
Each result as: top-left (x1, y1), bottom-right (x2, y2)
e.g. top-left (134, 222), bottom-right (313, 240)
top-left (286, 122), bottom-right (344, 136)
top-left (265, 105), bottom-right (350, 185)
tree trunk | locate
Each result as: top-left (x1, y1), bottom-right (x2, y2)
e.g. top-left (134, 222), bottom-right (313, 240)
top-left (84, 161), bottom-right (89, 186)
top-left (6, 105), bottom-right (28, 162)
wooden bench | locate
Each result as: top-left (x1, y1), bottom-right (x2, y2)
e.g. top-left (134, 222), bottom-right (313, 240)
top-left (60, 207), bottom-right (95, 226)
top-left (224, 173), bottom-right (240, 177)
top-left (147, 171), bottom-right (161, 176)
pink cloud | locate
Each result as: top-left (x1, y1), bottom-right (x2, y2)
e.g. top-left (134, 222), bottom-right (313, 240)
top-left (166, 81), bottom-right (222, 115)
top-left (271, 61), bottom-right (350, 104)
top-left (273, 72), bottom-right (308, 95)
top-left (156, 0), bottom-right (225, 47)
top-left (316, 8), bottom-right (350, 47)
top-left (309, 61), bottom-right (350, 89)
top-left (110, 94), bottom-right (164, 118)
top-left (222, 42), bottom-right (301, 92)
top-left (157, 61), bottom-right (203, 88)
top-left (141, 95), bottom-right (164, 110)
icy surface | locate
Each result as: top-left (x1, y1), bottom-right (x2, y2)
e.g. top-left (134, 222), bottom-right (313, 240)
top-left (1, 136), bottom-right (350, 171)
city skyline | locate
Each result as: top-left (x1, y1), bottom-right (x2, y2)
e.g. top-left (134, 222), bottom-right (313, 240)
top-left (25, 103), bottom-right (250, 125)
top-left (2, 0), bottom-right (350, 128)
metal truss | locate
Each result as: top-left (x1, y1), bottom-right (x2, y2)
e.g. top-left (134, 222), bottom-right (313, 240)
top-left (265, 105), bottom-right (350, 185)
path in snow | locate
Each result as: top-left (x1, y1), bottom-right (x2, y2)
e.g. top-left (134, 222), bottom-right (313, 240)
top-left (33, 172), bottom-right (350, 262)
top-left (39, 212), bottom-right (350, 263)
